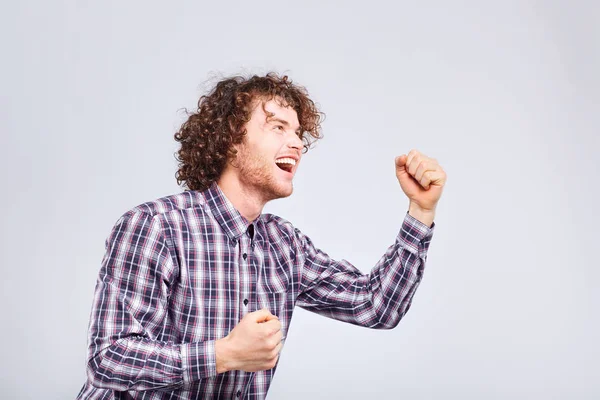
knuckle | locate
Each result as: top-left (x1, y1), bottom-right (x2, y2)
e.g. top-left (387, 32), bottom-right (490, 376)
top-left (261, 342), bottom-right (272, 352)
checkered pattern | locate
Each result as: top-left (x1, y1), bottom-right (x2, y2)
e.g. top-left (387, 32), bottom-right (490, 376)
top-left (77, 183), bottom-right (434, 399)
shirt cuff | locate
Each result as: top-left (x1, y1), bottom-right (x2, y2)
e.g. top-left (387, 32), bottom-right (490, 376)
top-left (181, 340), bottom-right (217, 383)
top-left (398, 212), bottom-right (435, 257)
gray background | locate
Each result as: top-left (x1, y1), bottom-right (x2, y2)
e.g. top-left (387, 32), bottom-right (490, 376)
top-left (1, 1), bottom-right (598, 399)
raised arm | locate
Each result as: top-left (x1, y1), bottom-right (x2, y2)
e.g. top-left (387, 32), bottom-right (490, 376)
top-left (296, 212), bottom-right (434, 328)
top-left (296, 150), bottom-right (446, 328)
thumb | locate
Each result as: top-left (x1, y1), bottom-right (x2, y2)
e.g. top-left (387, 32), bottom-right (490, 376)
top-left (251, 308), bottom-right (278, 323)
top-left (395, 155), bottom-right (408, 169)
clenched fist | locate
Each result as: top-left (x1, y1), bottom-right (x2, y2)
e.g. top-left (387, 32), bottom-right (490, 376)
top-left (215, 308), bottom-right (284, 373)
top-left (395, 149), bottom-right (446, 226)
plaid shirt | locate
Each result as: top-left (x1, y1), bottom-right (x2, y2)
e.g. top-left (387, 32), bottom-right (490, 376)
top-left (77, 183), bottom-right (434, 399)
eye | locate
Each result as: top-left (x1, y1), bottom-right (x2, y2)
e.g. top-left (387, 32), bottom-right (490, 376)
top-left (274, 125), bottom-right (285, 132)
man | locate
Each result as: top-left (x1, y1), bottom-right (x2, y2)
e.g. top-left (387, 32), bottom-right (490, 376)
top-left (77, 73), bottom-right (446, 399)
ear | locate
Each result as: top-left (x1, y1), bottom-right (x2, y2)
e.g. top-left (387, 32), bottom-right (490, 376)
top-left (228, 147), bottom-right (241, 169)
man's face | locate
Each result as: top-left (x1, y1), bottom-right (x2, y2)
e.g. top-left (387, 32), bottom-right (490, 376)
top-left (233, 98), bottom-right (304, 202)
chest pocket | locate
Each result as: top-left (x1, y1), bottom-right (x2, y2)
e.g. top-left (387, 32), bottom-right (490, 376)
top-left (259, 242), bottom-right (298, 293)
top-left (256, 291), bottom-right (285, 319)
top-left (256, 290), bottom-right (289, 338)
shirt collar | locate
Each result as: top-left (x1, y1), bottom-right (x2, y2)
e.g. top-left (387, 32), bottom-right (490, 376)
top-left (203, 182), bottom-right (262, 244)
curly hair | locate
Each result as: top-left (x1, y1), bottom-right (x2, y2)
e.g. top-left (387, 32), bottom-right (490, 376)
top-left (174, 72), bottom-right (325, 191)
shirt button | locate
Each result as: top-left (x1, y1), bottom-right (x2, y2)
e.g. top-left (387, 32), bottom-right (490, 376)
top-left (243, 299), bottom-right (248, 306)
top-left (242, 253), bottom-right (247, 260)
top-left (236, 390), bottom-right (241, 397)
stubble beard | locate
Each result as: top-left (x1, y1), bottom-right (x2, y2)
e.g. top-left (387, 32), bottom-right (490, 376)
top-left (237, 149), bottom-right (293, 203)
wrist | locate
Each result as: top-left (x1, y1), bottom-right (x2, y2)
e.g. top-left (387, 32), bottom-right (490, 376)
top-left (408, 203), bottom-right (435, 227)
top-left (215, 337), bottom-right (235, 374)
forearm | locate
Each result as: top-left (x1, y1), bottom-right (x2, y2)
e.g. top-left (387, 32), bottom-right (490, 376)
top-left (384, 210), bottom-right (433, 311)
top-left (365, 214), bottom-right (432, 328)
top-left (87, 336), bottom-right (217, 391)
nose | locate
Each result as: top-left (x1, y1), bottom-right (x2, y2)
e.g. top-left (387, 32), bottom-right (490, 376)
top-left (287, 131), bottom-right (303, 151)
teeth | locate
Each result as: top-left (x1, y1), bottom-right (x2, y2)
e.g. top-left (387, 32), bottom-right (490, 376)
top-left (275, 158), bottom-right (296, 166)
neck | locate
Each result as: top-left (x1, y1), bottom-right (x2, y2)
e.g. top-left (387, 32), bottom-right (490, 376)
top-left (217, 169), bottom-right (266, 222)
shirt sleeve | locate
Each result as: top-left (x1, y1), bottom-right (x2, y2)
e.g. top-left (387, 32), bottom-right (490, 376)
top-left (85, 211), bottom-right (217, 391)
top-left (295, 212), bottom-right (435, 329)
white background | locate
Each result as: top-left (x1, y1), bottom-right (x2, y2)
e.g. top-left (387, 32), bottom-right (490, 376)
top-left (1, 1), bottom-right (598, 398)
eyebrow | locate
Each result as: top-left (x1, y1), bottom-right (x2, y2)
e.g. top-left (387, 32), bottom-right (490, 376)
top-left (268, 117), bottom-right (302, 134)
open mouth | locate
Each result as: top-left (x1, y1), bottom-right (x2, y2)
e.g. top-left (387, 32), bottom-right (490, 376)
top-left (275, 157), bottom-right (296, 174)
